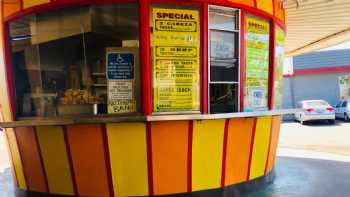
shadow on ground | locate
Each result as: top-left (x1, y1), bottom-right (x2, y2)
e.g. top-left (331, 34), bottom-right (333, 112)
top-left (1, 157), bottom-right (350, 197)
top-left (245, 156), bottom-right (350, 197)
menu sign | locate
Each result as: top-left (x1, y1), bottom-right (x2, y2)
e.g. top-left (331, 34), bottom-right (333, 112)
top-left (107, 50), bottom-right (136, 113)
top-left (274, 26), bottom-right (285, 109)
top-left (152, 8), bottom-right (200, 112)
top-left (244, 15), bottom-right (270, 112)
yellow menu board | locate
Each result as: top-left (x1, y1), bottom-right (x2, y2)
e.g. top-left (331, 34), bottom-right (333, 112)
top-left (274, 26), bottom-right (285, 109)
top-left (152, 8), bottom-right (200, 112)
top-left (244, 15), bottom-right (270, 112)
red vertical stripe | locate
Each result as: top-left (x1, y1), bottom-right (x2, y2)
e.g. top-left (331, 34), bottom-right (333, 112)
top-left (187, 120), bottom-right (193, 192)
top-left (15, 127), bottom-right (48, 192)
top-left (33, 127), bottom-right (50, 193)
top-left (264, 119), bottom-right (274, 175)
top-left (63, 126), bottom-right (78, 196)
top-left (246, 118), bottom-right (257, 180)
top-left (101, 124), bottom-right (115, 197)
top-left (139, 0), bottom-right (152, 115)
top-left (146, 122), bottom-right (154, 195)
top-left (201, 3), bottom-right (208, 114)
top-left (254, 0), bottom-right (258, 8)
top-left (268, 20), bottom-right (276, 110)
top-left (220, 119), bottom-right (230, 188)
top-left (3, 21), bottom-right (16, 120)
top-left (239, 11), bottom-right (246, 112)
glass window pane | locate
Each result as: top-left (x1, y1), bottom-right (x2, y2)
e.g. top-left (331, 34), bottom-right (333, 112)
top-left (210, 84), bottom-right (238, 113)
top-left (209, 7), bottom-right (238, 31)
top-left (10, 4), bottom-right (140, 117)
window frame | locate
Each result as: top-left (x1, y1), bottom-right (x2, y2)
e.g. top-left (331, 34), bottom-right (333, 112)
top-left (207, 5), bottom-right (241, 114)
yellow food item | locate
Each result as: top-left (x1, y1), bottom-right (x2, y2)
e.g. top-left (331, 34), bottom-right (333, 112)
top-left (60, 89), bottom-right (101, 105)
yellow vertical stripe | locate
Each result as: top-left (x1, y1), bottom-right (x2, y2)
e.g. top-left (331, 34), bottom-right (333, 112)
top-left (192, 120), bottom-right (225, 191)
top-left (5, 128), bottom-right (27, 189)
top-left (249, 116), bottom-right (272, 180)
top-left (107, 123), bottom-right (149, 197)
top-left (36, 126), bottom-right (74, 195)
top-left (23, 0), bottom-right (50, 9)
top-left (257, 0), bottom-right (274, 15)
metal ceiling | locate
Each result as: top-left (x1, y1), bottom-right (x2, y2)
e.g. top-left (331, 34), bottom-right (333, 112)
top-left (285, 0), bottom-right (350, 56)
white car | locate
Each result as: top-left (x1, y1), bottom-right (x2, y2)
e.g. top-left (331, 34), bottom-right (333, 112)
top-left (335, 100), bottom-right (350, 121)
top-left (294, 100), bottom-right (335, 124)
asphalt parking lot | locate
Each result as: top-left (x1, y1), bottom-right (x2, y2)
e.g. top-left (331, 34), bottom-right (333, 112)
top-left (279, 120), bottom-right (350, 156)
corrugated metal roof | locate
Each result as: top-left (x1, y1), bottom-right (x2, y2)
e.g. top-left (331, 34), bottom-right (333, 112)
top-left (293, 49), bottom-right (350, 70)
top-left (285, 0), bottom-right (350, 56)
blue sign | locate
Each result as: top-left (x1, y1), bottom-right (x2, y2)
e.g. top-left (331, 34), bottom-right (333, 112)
top-left (107, 53), bottom-right (134, 80)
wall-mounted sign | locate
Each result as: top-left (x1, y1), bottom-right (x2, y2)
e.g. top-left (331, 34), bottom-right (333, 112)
top-left (274, 26), bottom-right (285, 109)
top-left (106, 49), bottom-right (136, 114)
top-left (152, 8), bottom-right (200, 112)
top-left (339, 75), bottom-right (350, 100)
top-left (244, 14), bottom-right (270, 112)
top-left (107, 53), bottom-right (134, 80)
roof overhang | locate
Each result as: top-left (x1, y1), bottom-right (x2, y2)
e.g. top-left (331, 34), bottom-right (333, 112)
top-left (285, 0), bottom-right (350, 56)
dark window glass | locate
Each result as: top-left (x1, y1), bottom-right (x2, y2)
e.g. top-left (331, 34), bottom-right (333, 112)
top-left (10, 4), bottom-right (140, 117)
top-left (210, 84), bottom-right (238, 113)
top-left (342, 101), bottom-right (347, 107)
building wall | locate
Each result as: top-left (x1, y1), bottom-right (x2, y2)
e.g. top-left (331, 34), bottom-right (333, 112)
top-left (283, 72), bottom-right (350, 109)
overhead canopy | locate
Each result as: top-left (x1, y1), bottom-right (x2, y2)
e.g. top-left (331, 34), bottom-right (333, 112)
top-left (285, 0), bottom-right (350, 56)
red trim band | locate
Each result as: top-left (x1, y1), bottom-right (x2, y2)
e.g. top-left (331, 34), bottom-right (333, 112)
top-left (294, 66), bottom-right (350, 75)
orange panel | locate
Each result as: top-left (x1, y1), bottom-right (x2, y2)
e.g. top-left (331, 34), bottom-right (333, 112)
top-left (266, 116), bottom-right (281, 173)
top-left (3, 0), bottom-right (21, 18)
top-left (274, 0), bottom-right (285, 22)
top-left (151, 121), bottom-right (189, 195)
top-left (224, 118), bottom-right (255, 186)
top-left (257, 0), bottom-right (273, 15)
top-left (228, 0), bottom-right (255, 7)
top-left (15, 127), bottom-right (48, 193)
top-left (65, 124), bottom-right (111, 197)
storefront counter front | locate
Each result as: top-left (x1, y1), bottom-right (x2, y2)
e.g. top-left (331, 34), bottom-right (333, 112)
top-left (0, 0), bottom-right (286, 196)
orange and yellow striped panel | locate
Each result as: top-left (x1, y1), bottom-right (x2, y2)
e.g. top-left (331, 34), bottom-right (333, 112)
top-left (3, 0), bottom-right (21, 18)
top-left (65, 124), bottom-right (111, 197)
top-left (106, 123), bottom-right (149, 197)
top-left (266, 116), bottom-right (281, 173)
top-left (249, 116), bottom-right (272, 180)
top-left (192, 119), bottom-right (225, 191)
top-left (15, 127), bottom-right (48, 193)
top-left (224, 118), bottom-right (255, 186)
top-left (4, 128), bottom-right (26, 189)
top-left (151, 121), bottom-right (189, 195)
top-left (257, 0), bottom-right (274, 15)
top-left (36, 126), bottom-right (74, 196)
top-left (22, 0), bottom-right (50, 9)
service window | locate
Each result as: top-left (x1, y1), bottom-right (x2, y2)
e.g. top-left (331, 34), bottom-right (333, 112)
top-left (208, 6), bottom-right (240, 114)
top-left (151, 5), bottom-right (201, 113)
top-left (244, 14), bottom-right (270, 112)
top-left (10, 4), bottom-right (140, 117)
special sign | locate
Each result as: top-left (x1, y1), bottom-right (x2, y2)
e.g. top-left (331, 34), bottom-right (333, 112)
top-left (106, 50), bottom-right (136, 114)
top-left (152, 8), bottom-right (200, 112)
top-left (244, 15), bottom-right (270, 112)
